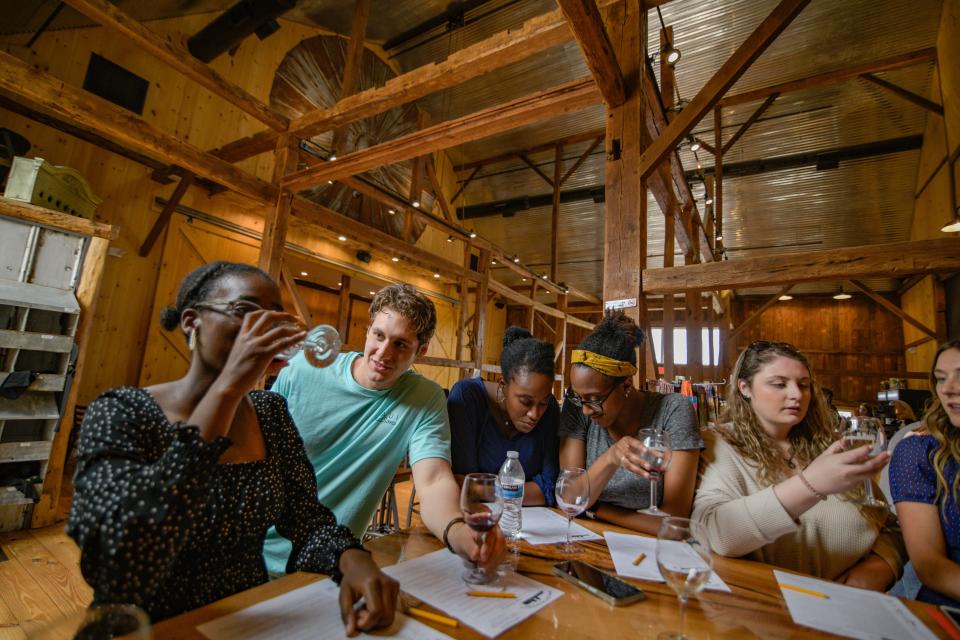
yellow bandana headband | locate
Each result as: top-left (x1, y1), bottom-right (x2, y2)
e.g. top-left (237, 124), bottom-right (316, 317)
top-left (570, 349), bottom-right (638, 378)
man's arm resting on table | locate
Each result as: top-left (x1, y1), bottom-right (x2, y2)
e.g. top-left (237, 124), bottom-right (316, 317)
top-left (412, 457), bottom-right (506, 572)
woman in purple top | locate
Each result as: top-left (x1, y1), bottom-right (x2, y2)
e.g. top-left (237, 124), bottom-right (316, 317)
top-left (448, 327), bottom-right (559, 506)
top-left (890, 339), bottom-right (960, 607)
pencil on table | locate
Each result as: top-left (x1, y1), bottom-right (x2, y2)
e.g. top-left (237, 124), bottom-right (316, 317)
top-left (778, 583), bottom-right (829, 599)
top-left (466, 591), bottom-right (517, 598)
top-left (632, 552), bottom-right (646, 566)
top-left (407, 607), bottom-right (459, 627)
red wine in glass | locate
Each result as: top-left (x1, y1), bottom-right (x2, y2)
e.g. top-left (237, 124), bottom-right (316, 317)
top-left (460, 473), bottom-right (503, 585)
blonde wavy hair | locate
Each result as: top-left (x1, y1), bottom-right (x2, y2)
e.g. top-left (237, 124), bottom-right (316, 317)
top-left (921, 339), bottom-right (960, 505)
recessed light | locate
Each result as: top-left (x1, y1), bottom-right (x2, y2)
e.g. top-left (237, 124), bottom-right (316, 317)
top-left (521, 277), bottom-right (527, 282)
top-left (433, 273), bottom-right (441, 279)
top-left (369, 291), bottom-right (375, 295)
top-left (778, 295), bottom-right (792, 301)
top-left (469, 231), bottom-right (477, 238)
top-left (327, 180), bottom-right (333, 185)
top-left (833, 293), bottom-right (852, 300)
top-left (337, 281), bottom-right (342, 287)
top-left (388, 209), bottom-right (396, 215)
top-left (412, 200), bottom-right (420, 208)
top-left (300, 271), bottom-right (308, 276)
top-left (447, 235), bottom-right (453, 242)
top-left (513, 256), bottom-right (520, 263)
top-left (338, 235), bottom-right (347, 241)
top-left (491, 259), bottom-right (497, 265)
top-left (329, 155), bottom-right (337, 161)
top-left (391, 257), bottom-right (399, 262)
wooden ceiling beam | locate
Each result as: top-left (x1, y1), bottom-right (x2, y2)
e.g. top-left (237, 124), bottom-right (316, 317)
top-left (728, 285), bottom-right (793, 342)
top-left (859, 73), bottom-right (944, 115)
top-left (0, 50), bottom-right (277, 204)
top-left (331, 0), bottom-right (372, 154)
top-left (61, 0), bottom-right (288, 131)
top-left (722, 93), bottom-right (779, 155)
top-left (643, 238), bottom-right (960, 294)
top-left (488, 279), bottom-right (594, 330)
top-left (719, 47), bottom-right (938, 107)
top-left (556, 0), bottom-right (626, 107)
top-left (457, 129), bottom-right (604, 171)
top-left (846, 279), bottom-right (938, 339)
top-left (637, 0), bottom-right (812, 179)
top-left (281, 77), bottom-right (601, 191)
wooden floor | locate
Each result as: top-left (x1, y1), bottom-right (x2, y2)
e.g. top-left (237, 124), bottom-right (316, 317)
top-left (0, 480), bottom-right (418, 639)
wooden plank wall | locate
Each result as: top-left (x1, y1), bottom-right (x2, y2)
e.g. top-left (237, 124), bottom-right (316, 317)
top-left (0, 14), bottom-right (472, 403)
top-left (729, 296), bottom-right (906, 405)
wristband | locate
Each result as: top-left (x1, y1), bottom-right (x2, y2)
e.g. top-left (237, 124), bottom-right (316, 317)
top-left (798, 470), bottom-right (827, 501)
top-left (442, 516), bottom-right (465, 552)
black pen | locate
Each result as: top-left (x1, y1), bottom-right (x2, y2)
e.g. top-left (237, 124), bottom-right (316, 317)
top-left (523, 590), bottom-right (544, 605)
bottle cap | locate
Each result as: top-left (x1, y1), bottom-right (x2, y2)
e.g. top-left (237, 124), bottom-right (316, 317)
top-left (507, 451), bottom-right (519, 458)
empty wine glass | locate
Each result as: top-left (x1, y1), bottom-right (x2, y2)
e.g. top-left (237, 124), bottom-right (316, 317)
top-left (274, 324), bottom-right (342, 368)
top-left (460, 473), bottom-right (504, 584)
top-left (554, 467), bottom-right (591, 554)
top-left (841, 416), bottom-right (888, 507)
top-left (74, 603), bottom-right (150, 639)
top-left (656, 517), bottom-right (713, 640)
top-left (635, 429), bottom-right (673, 517)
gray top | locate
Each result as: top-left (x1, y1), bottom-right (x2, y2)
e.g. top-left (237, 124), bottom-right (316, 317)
top-left (559, 391), bottom-right (703, 510)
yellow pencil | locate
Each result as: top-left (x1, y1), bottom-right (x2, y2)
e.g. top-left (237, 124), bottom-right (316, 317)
top-left (407, 607), bottom-right (460, 627)
top-left (632, 552), bottom-right (646, 566)
top-left (466, 591), bottom-right (517, 598)
top-left (779, 583), bottom-right (830, 599)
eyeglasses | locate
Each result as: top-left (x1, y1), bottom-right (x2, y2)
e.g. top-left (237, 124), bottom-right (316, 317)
top-left (193, 299), bottom-right (267, 320)
top-left (564, 383), bottom-right (619, 417)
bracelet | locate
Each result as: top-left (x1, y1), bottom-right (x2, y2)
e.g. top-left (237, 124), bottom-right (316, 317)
top-left (442, 516), bottom-right (465, 552)
top-left (798, 470), bottom-right (827, 501)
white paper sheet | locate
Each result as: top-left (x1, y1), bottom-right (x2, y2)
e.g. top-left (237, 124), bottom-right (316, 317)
top-left (382, 548), bottom-right (563, 638)
top-left (774, 570), bottom-right (937, 640)
top-left (604, 531), bottom-right (732, 592)
top-left (520, 507), bottom-right (603, 545)
top-left (196, 579), bottom-right (451, 640)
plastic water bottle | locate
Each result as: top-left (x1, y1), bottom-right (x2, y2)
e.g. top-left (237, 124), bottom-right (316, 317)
top-left (498, 451), bottom-right (525, 543)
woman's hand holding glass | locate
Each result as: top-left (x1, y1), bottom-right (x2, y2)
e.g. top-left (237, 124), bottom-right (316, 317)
top-left (801, 432), bottom-right (890, 497)
top-left (216, 310), bottom-right (306, 393)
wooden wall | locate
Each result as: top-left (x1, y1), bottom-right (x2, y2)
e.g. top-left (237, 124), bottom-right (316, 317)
top-left (0, 13), bottom-right (493, 402)
top-left (728, 296), bottom-right (906, 405)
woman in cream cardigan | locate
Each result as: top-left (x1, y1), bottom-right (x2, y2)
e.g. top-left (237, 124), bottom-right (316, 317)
top-left (692, 341), bottom-right (904, 590)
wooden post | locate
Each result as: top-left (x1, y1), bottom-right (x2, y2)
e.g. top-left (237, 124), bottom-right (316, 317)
top-left (557, 292), bottom-right (569, 395)
top-left (32, 234), bottom-right (111, 527)
top-left (662, 216), bottom-right (675, 381)
top-left (259, 134), bottom-right (299, 280)
top-left (551, 144), bottom-right (563, 281)
top-left (139, 173), bottom-right (194, 257)
top-left (403, 110), bottom-right (429, 241)
top-left (337, 275), bottom-right (352, 339)
top-left (603, 0), bottom-right (649, 383)
top-left (457, 244), bottom-right (471, 379)
top-left (332, 0), bottom-right (371, 155)
top-left (713, 107), bottom-right (723, 255)
top-left (280, 265), bottom-right (315, 326)
top-left (473, 249), bottom-right (491, 375)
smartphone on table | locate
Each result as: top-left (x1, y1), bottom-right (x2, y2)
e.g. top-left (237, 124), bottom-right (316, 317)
top-left (552, 560), bottom-right (646, 606)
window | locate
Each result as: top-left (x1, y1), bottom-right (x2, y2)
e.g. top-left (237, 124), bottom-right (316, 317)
top-left (651, 326), bottom-right (720, 366)
top-left (650, 327), bottom-right (663, 364)
top-left (701, 328), bottom-right (720, 366)
top-left (673, 328), bottom-right (688, 365)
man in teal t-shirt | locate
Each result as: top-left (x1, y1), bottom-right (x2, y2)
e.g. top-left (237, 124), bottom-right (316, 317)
top-left (264, 283), bottom-right (504, 576)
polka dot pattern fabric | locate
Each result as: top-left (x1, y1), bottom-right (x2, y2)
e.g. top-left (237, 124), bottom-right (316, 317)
top-left (889, 433), bottom-right (960, 607)
top-left (67, 387), bottom-right (362, 621)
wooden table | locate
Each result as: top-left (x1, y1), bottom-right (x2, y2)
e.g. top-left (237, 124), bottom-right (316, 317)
top-left (155, 518), bottom-right (949, 639)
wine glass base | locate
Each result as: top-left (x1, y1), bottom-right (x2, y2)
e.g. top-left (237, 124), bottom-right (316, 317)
top-left (856, 497), bottom-right (888, 508)
top-left (554, 543), bottom-right (581, 555)
top-left (637, 507), bottom-right (670, 517)
top-left (462, 568), bottom-right (498, 585)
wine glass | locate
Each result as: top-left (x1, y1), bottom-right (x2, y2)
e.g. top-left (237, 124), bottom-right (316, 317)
top-left (74, 603), bottom-right (150, 639)
top-left (460, 473), bottom-right (504, 584)
top-left (656, 517), bottom-right (713, 640)
top-left (841, 416), bottom-right (888, 507)
top-left (635, 429), bottom-right (673, 517)
top-left (554, 467), bottom-right (591, 554)
top-left (274, 324), bottom-right (342, 368)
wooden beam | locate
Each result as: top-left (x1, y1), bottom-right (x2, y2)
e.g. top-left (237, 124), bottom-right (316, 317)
top-left (488, 280), bottom-right (594, 329)
top-left (722, 93), bottom-right (778, 155)
top-left (0, 51), bottom-right (277, 205)
top-left (556, 0), bottom-right (626, 107)
top-left (662, 211), bottom-right (676, 381)
top-left (0, 196), bottom-right (116, 240)
top-left (559, 136), bottom-right (603, 185)
top-left (643, 238), bottom-right (960, 293)
top-left (331, 0), bottom-right (372, 154)
top-left (551, 144), bottom-right (563, 281)
top-left (451, 167), bottom-right (480, 203)
top-left (473, 249), bottom-right (491, 372)
top-left (713, 107), bottom-right (724, 254)
top-left (458, 128), bottom-right (604, 171)
top-left (282, 77), bottom-right (601, 191)
top-left (637, 0), bottom-right (811, 179)
top-left (896, 273), bottom-right (926, 296)
top-left (860, 73), bottom-right (944, 115)
top-left (519, 154), bottom-right (555, 188)
top-left (904, 335), bottom-right (935, 350)
top-left (846, 279), bottom-right (937, 339)
top-left (337, 275), bottom-right (352, 338)
top-left (728, 285), bottom-right (793, 342)
top-left (62, 0), bottom-right (288, 131)
top-left (139, 173), bottom-right (194, 257)
top-left (280, 264), bottom-right (315, 327)
top-left (719, 48), bottom-right (938, 107)
top-left (424, 155), bottom-right (456, 225)
top-left (259, 135), bottom-right (299, 280)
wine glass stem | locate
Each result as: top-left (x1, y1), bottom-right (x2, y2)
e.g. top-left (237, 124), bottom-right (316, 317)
top-left (863, 478), bottom-right (874, 501)
top-left (566, 514), bottom-right (572, 549)
top-left (477, 531), bottom-right (487, 574)
top-left (649, 475), bottom-right (658, 511)
top-left (678, 595), bottom-right (688, 639)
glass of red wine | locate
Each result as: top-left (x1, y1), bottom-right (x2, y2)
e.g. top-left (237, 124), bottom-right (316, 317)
top-left (635, 428), bottom-right (673, 517)
top-left (459, 473), bottom-right (504, 584)
top-left (554, 467), bottom-right (590, 554)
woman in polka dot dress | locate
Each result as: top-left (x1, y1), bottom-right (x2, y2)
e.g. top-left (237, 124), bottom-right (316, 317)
top-left (890, 339), bottom-right (960, 607)
top-left (68, 261), bottom-right (398, 632)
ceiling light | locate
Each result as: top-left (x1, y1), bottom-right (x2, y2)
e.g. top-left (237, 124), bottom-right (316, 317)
top-left (469, 230), bottom-right (477, 238)
top-left (447, 235), bottom-right (454, 242)
top-left (833, 292), bottom-right (852, 300)
top-left (337, 281), bottom-right (342, 287)
top-left (521, 277), bottom-right (527, 282)
top-left (300, 271), bottom-right (308, 276)
top-left (663, 45), bottom-right (681, 65)
top-left (513, 255), bottom-right (520, 263)
top-left (705, 197), bottom-right (714, 205)
top-left (541, 274), bottom-right (548, 280)
top-left (388, 208), bottom-right (396, 215)
top-left (689, 138), bottom-right (702, 153)
top-left (338, 235), bottom-right (347, 241)
top-left (369, 291), bottom-right (375, 295)
top-left (412, 200), bottom-right (420, 208)
top-left (942, 213), bottom-right (960, 233)
top-left (491, 259), bottom-right (497, 265)
top-left (778, 295), bottom-right (792, 301)
top-left (391, 257), bottom-right (399, 262)
top-left (327, 180), bottom-right (333, 185)
top-left (433, 273), bottom-right (441, 279)
top-left (329, 155), bottom-right (337, 161)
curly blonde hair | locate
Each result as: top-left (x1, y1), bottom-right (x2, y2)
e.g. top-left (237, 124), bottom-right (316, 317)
top-left (922, 340), bottom-right (960, 505)
top-left (369, 283), bottom-right (437, 346)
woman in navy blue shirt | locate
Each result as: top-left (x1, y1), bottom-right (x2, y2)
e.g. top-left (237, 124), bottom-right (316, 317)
top-left (890, 339), bottom-right (960, 607)
top-left (448, 327), bottom-right (560, 505)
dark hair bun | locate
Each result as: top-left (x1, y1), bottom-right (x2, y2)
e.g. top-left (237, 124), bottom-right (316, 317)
top-left (502, 326), bottom-right (533, 348)
top-left (595, 312), bottom-right (644, 347)
top-left (159, 306), bottom-right (181, 331)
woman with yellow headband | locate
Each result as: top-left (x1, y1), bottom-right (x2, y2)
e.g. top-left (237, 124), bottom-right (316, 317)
top-left (558, 313), bottom-right (702, 534)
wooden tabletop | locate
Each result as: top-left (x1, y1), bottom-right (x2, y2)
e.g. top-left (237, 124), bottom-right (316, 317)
top-left (154, 517), bottom-right (949, 639)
